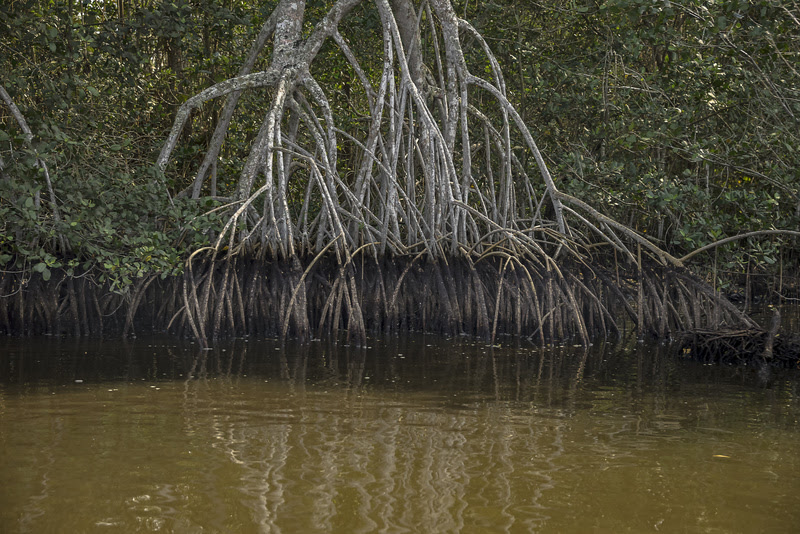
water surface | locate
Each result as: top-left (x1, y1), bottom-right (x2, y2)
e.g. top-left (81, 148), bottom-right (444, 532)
top-left (1, 335), bottom-right (798, 533)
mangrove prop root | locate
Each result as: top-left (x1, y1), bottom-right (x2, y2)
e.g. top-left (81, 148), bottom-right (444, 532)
top-left (3, 253), bottom-right (794, 370)
top-left (0, 254), bottom-right (764, 347)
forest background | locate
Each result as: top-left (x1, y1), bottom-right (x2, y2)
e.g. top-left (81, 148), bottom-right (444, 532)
top-left (1, 0), bottom-right (798, 308)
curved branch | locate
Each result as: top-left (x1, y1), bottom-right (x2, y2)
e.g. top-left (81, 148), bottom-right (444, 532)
top-left (466, 74), bottom-right (566, 234)
top-left (157, 67), bottom-right (283, 171)
top-left (188, 11), bottom-right (279, 198)
top-left (679, 230), bottom-right (800, 263)
top-left (0, 85), bottom-right (62, 232)
top-left (555, 191), bottom-right (683, 267)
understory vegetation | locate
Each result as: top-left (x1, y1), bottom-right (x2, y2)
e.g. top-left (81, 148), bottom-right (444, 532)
top-left (1, 0), bottom-right (799, 342)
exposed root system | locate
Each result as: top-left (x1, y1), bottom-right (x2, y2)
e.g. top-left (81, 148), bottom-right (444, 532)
top-left (0, 253), bottom-right (761, 350)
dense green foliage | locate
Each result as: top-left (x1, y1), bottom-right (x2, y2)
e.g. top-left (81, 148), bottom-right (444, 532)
top-left (465, 0), bottom-right (799, 288)
top-left (2, 0), bottom-right (798, 295)
top-left (0, 0), bottom-right (264, 288)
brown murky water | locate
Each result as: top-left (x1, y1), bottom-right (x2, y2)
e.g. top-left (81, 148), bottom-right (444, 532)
top-left (1, 335), bottom-right (798, 533)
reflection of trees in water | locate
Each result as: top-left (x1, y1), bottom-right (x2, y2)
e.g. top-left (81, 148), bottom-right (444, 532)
top-left (6, 335), bottom-right (799, 532)
top-left (178, 342), bottom-right (577, 532)
top-left (17, 415), bottom-right (60, 531)
top-left (175, 336), bottom-right (793, 531)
